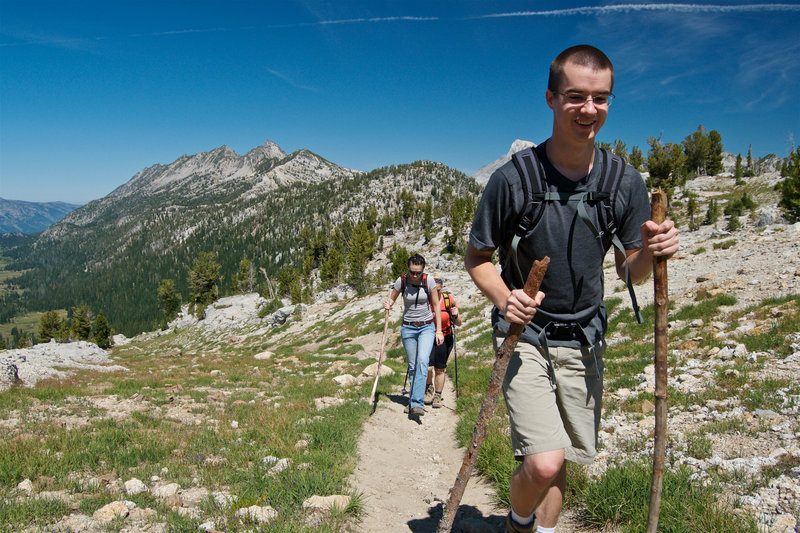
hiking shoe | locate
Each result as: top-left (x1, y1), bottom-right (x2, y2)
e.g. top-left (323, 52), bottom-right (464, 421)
top-left (505, 513), bottom-right (535, 533)
top-left (410, 406), bottom-right (425, 417)
top-left (432, 392), bottom-right (442, 408)
top-left (424, 383), bottom-right (434, 405)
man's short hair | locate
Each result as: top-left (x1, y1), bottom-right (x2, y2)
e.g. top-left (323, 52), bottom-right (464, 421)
top-left (408, 254), bottom-right (426, 268)
top-left (548, 44), bottom-right (614, 93)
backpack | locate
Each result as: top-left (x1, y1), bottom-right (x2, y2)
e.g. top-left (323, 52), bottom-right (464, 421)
top-left (441, 292), bottom-right (452, 314)
top-left (400, 273), bottom-right (431, 306)
top-left (510, 146), bottom-right (643, 324)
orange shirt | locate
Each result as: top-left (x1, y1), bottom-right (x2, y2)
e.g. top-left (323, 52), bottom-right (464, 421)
top-left (431, 292), bottom-right (458, 335)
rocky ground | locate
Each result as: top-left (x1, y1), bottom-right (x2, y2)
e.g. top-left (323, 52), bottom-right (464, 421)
top-left (2, 172), bottom-right (800, 532)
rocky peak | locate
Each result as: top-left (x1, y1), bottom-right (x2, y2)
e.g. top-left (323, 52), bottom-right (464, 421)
top-left (244, 140), bottom-right (286, 164)
top-left (471, 139), bottom-right (536, 186)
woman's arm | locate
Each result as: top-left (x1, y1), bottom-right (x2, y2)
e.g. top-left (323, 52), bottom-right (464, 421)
top-left (384, 288), bottom-right (400, 310)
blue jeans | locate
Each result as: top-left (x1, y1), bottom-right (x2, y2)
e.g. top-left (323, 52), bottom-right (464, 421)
top-left (401, 323), bottom-right (435, 409)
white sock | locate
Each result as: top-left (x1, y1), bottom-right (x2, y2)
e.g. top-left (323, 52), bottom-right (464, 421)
top-left (510, 509), bottom-right (534, 526)
top-left (536, 526), bottom-right (556, 533)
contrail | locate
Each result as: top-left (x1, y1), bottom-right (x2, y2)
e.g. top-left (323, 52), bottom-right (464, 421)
top-left (472, 3), bottom-right (800, 19)
top-left (318, 16), bottom-right (438, 25)
top-left (266, 68), bottom-right (319, 92)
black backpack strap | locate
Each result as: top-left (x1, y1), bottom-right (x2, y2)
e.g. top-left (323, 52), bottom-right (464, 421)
top-left (510, 148), bottom-right (547, 282)
top-left (596, 149), bottom-right (643, 323)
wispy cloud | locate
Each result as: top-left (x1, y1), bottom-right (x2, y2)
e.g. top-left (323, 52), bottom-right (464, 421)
top-left (266, 15), bottom-right (438, 29)
top-left (266, 68), bottom-right (320, 92)
top-left (317, 16), bottom-right (438, 25)
top-left (148, 28), bottom-right (229, 36)
top-left (471, 4), bottom-right (800, 19)
top-left (736, 37), bottom-right (800, 110)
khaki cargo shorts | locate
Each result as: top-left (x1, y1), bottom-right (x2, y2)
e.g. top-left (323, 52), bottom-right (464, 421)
top-left (494, 334), bottom-right (605, 465)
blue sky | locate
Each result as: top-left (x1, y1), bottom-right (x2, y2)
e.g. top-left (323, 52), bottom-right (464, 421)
top-left (2, 1), bottom-right (799, 204)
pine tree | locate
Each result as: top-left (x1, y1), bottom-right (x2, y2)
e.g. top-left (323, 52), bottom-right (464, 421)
top-left (38, 310), bottom-right (63, 343)
top-left (388, 244), bottom-right (411, 282)
top-left (612, 139), bottom-right (628, 162)
top-left (92, 311), bottom-right (112, 349)
top-left (629, 146), bottom-right (643, 171)
top-left (707, 130), bottom-right (724, 175)
top-left (703, 199), bottom-right (720, 226)
top-left (71, 304), bottom-right (93, 341)
top-left (56, 321), bottom-right (70, 343)
top-left (682, 125), bottom-right (711, 176)
top-left (734, 154), bottom-right (744, 185)
top-left (346, 220), bottom-right (376, 294)
top-left (188, 252), bottom-right (221, 319)
top-left (234, 259), bottom-right (255, 293)
top-left (157, 279), bottom-right (181, 326)
top-left (647, 137), bottom-right (686, 200)
top-left (686, 194), bottom-right (698, 231)
top-left (778, 148), bottom-right (800, 222)
top-left (320, 247), bottom-right (343, 288)
top-left (726, 214), bottom-right (740, 232)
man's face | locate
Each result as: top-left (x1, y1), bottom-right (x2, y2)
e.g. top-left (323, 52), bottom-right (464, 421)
top-left (546, 61), bottom-right (613, 146)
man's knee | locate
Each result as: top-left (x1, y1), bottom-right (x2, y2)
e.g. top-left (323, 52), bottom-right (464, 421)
top-left (519, 451), bottom-right (564, 484)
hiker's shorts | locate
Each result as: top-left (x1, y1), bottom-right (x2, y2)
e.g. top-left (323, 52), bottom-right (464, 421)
top-left (494, 334), bottom-right (605, 465)
top-left (429, 332), bottom-right (454, 369)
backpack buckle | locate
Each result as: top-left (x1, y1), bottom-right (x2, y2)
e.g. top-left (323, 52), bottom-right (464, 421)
top-left (547, 322), bottom-right (578, 341)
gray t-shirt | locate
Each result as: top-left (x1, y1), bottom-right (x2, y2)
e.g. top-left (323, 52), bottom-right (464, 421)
top-left (468, 141), bottom-right (650, 347)
top-left (394, 274), bottom-right (436, 322)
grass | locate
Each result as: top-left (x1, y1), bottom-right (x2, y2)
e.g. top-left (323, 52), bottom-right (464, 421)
top-left (712, 239), bottom-right (737, 250)
top-left (3, 284), bottom-right (798, 532)
top-left (0, 310), bottom-right (46, 344)
top-left (0, 318), bottom-right (380, 532)
top-left (448, 289), bottom-right (800, 531)
top-left (670, 294), bottom-right (737, 321)
top-left (579, 460), bottom-right (757, 532)
top-left (737, 295), bottom-right (800, 355)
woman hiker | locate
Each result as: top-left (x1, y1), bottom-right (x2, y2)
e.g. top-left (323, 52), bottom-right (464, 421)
top-left (384, 254), bottom-right (443, 417)
top-left (424, 277), bottom-right (462, 408)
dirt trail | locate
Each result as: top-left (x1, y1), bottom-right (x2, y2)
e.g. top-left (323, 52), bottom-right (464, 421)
top-left (351, 375), bottom-right (504, 532)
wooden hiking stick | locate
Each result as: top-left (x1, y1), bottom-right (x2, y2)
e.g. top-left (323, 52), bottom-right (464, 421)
top-left (646, 190), bottom-right (669, 533)
top-left (369, 309), bottom-right (391, 403)
top-left (452, 324), bottom-right (459, 399)
top-left (437, 257), bottom-right (549, 533)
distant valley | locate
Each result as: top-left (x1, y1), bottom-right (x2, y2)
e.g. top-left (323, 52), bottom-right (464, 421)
top-left (0, 198), bottom-right (82, 234)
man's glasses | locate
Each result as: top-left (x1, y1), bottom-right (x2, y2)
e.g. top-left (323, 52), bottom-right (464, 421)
top-left (557, 92), bottom-right (614, 107)
top-left (408, 270), bottom-right (423, 277)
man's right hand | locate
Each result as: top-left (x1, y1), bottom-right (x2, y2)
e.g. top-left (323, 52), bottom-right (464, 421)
top-left (503, 289), bottom-right (545, 325)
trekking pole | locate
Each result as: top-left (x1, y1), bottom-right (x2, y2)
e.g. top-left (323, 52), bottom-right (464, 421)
top-left (437, 257), bottom-right (549, 533)
top-left (452, 324), bottom-right (459, 399)
top-left (646, 190), bottom-right (669, 533)
top-left (369, 309), bottom-right (390, 404)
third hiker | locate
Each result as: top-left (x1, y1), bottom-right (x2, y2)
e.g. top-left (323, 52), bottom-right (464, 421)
top-left (424, 277), bottom-right (462, 409)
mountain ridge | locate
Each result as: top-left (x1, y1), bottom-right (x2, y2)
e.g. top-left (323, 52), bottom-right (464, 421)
top-left (1, 140), bottom-right (478, 335)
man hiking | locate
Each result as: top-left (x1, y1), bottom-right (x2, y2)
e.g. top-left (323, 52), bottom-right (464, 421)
top-left (464, 44), bottom-right (679, 532)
